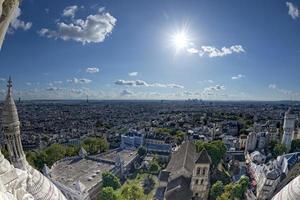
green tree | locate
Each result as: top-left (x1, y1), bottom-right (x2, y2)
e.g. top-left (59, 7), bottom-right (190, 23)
top-left (149, 159), bottom-right (160, 174)
top-left (1, 148), bottom-right (9, 160)
top-left (239, 176), bottom-right (249, 191)
top-left (44, 144), bottom-right (66, 166)
top-left (120, 182), bottom-right (145, 200)
top-left (231, 183), bottom-right (244, 199)
top-left (175, 130), bottom-right (185, 141)
top-left (210, 181), bottom-right (224, 200)
top-left (82, 137), bottom-right (109, 155)
top-left (102, 172), bottom-right (121, 190)
top-left (291, 139), bottom-right (300, 152)
top-left (100, 187), bottom-right (120, 200)
top-left (143, 175), bottom-right (155, 194)
top-left (269, 140), bottom-right (277, 151)
top-left (34, 150), bottom-right (48, 170)
top-left (65, 145), bottom-right (79, 157)
top-left (273, 143), bottom-right (287, 158)
top-left (216, 176), bottom-right (249, 200)
top-left (216, 192), bottom-right (230, 200)
top-left (195, 140), bottom-right (227, 167)
top-left (137, 147), bottom-right (147, 157)
top-left (26, 151), bottom-right (37, 167)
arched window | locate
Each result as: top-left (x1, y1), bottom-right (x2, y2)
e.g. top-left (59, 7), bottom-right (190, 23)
top-left (196, 167), bottom-right (201, 175)
top-left (202, 167), bottom-right (206, 175)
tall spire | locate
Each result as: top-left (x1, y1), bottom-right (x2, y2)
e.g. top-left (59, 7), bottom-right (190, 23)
top-left (7, 75), bottom-right (12, 97)
top-left (2, 77), bottom-right (26, 169)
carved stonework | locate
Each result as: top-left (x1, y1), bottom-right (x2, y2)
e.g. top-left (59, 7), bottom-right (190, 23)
top-left (0, 0), bottom-right (19, 48)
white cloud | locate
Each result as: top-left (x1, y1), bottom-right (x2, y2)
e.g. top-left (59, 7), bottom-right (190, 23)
top-left (268, 84), bottom-right (292, 96)
top-left (269, 84), bottom-right (277, 89)
top-left (9, 8), bottom-right (32, 33)
top-left (70, 88), bottom-right (84, 94)
top-left (115, 80), bottom-right (135, 86)
top-left (52, 81), bottom-right (63, 84)
top-left (98, 7), bottom-right (106, 13)
top-left (120, 89), bottom-right (133, 96)
top-left (86, 67), bottom-right (100, 73)
top-left (232, 74), bottom-right (245, 80)
top-left (286, 2), bottom-right (299, 19)
top-left (62, 5), bottom-right (78, 18)
top-left (45, 87), bottom-right (64, 92)
top-left (114, 79), bottom-right (184, 89)
top-left (152, 83), bottom-right (184, 89)
top-left (68, 77), bottom-right (92, 84)
top-left (38, 9), bottom-right (116, 44)
top-left (186, 48), bottom-right (199, 54)
top-left (0, 78), bottom-right (6, 82)
top-left (198, 45), bottom-right (245, 57)
top-left (204, 85), bottom-right (225, 93)
top-left (198, 80), bottom-right (214, 84)
top-left (129, 72), bottom-right (138, 76)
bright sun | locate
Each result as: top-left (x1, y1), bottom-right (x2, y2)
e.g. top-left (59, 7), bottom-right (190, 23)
top-left (171, 31), bottom-right (189, 50)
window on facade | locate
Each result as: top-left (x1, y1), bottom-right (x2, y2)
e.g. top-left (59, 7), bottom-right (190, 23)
top-left (195, 193), bottom-right (199, 197)
top-left (201, 179), bottom-right (204, 185)
top-left (196, 167), bottom-right (201, 175)
top-left (195, 179), bottom-right (199, 185)
top-left (202, 168), bottom-right (206, 175)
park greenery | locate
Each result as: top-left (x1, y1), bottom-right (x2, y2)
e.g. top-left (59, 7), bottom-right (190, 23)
top-left (102, 172), bottom-right (121, 190)
top-left (269, 140), bottom-right (287, 158)
top-left (99, 172), bottom-right (151, 200)
top-left (137, 146), bottom-right (147, 157)
top-left (154, 128), bottom-right (185, 143)
top-left (148, 158), bottom-right (160, 174)
top-left (210, 176), bottom-right (250, 200)
top-left (195, 140), bottom-right (227, 167)
top-left (82, 137), bottom-right (109, 155)
top-left (291, 139), bottom-right (300, 152)
top-left (26, 137), bottom-right (108, 171)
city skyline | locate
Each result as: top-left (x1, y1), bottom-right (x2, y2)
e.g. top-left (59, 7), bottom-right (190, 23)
top-left (1, 0), bottom-right (300, 101)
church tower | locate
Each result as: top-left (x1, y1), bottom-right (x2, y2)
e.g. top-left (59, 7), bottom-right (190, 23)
top-left (2, 77), bottom-right (27, 169)
top-left (282, 108), bottom-right (296, 152)
top-left (191, 149), bottom-right (211, 200)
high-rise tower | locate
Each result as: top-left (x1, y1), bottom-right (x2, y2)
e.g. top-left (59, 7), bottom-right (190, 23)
top-left (2, 77), bottom-right (27, 169)
top-left (281, 107), bottom-right (296, 152)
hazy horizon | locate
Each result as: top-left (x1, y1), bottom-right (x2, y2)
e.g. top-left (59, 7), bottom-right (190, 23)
top-left (1, 0), bottom-right (300, 101)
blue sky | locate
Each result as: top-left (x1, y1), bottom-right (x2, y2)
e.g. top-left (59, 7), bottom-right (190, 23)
top-left (0, 0), bottom-right (300, 100)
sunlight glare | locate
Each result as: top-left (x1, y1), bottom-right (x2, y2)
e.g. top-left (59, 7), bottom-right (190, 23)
top-left (171, 31), bottom-right (189, 50)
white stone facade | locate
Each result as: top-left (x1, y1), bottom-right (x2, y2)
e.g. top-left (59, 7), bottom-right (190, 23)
top-left (0, 78), bottom-right (68, 199)
top-left (282, 108), bottom-right (296, 152)
top-left (272, 175), bottom-right (300, 200)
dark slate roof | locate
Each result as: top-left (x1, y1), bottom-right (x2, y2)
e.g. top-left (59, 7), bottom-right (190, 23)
top-left (195, 148), bottom-right (212, 164)
top-left (165, 176), bottom-right (193, 200)
top-left (154, 187), bottom-right (166, 200)
top-left (166, 141), bottom-right (197, 179)
top-left (233, 154), bottom-right (246, 162)
top-left (159, 170), bottom-right (170, 182)
top-left (162, 141), bottom-right (212, 200)
top-left (266, 168), bottom-right (282, 180)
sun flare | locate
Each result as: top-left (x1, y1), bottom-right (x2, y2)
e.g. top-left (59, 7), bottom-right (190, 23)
top-left (171, 31), bottom-right (189, 50)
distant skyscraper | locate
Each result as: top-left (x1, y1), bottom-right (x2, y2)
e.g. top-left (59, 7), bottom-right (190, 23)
top-left (282, 108), bottom-right (296, 152)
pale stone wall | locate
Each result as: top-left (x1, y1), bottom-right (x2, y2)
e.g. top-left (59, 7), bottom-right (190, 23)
top-left (191, 163), bottom-right (210, 200)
